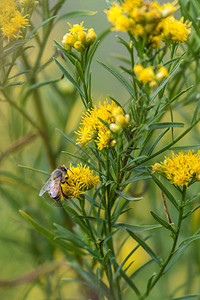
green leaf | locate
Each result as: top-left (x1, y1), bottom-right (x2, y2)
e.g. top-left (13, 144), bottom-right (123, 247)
top-left (56, 10), bottom-right (97, 23)
top-left (115, 190), bottom-right (142, 201)
top-left (111, 259), bottom-right (141, 296)
top-left (97, 61), bottom-right (135, 98)
top-left (121, 175), bottom-right (151, 186)
top-left (146, 273), bottom-right (156, 294)
top-left (129, 259), bottom-right (153, 280)
top-left (147, 129), bottom-right (169, 156)
top-left (184, 204), bottom-right (200, 219)
top-left (114, 223), bottom-right (161, 232)
top-left (150, 211), bottom-right (175, 233)
top-left (54, 223), bottom-right (85, 248)
top-left (75, 59), bottom-right (85, 83)
top-left (165, 234), bottom-right (200, 272)
top-left (53, 58), bottom-right (85, 99)
top-left (150, 172), bottom-right (179, 210)
top-left (18, 165), bottom-right (50, 176)
top-left (19, 210), bottom-right (84, 255)
top-left (54, 40), bottom-right (76, 65)
top-left (127, 230), bottom-right (161, 265)
top-left (61, 202), bottom-right (89, 234)
top-left (150, 62), bottom-right (182, 103)
top-left (8, 70), bottom-right (32, 80)
top-left (149, 122), bottom-right (184, 129)
top-left (65, 261), bottom-right (110, 298)
top-left (26, 16), bottom-right (56, 39)
top-left (114, 237), bottom-right (150, 282)
top-left (26, 76), bottom-right (63, 93)
top-left (56, 129), bottom-right (97, 166)
top-left (54, 223), bottom-right (99, 259)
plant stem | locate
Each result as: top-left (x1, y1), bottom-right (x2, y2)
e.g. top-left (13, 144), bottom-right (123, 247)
top-left (141, 187), bottom-right (186, 299)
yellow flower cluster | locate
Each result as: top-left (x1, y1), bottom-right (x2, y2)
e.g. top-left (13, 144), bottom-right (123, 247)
top-left (0, 0), bottom-right (29, 41)
top-left (105, 0), bottom-right (191, 47)
top-left (152, 151), bottom-right (200, 187)
top-left (134, 65), bottom-right (169, 86)
top-left (62, 22), bottom-right (97, 52)
top-left (61, 164), bottom-right (100, 199)
top-left (76, 101), bottom-right (129, 150)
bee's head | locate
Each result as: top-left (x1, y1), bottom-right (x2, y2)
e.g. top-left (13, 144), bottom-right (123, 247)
top-left (58, 165), bottom-right (68, 173)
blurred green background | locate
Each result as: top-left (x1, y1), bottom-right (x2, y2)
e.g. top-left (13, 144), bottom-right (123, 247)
top-left (0, 0), bottom-right (200, 299)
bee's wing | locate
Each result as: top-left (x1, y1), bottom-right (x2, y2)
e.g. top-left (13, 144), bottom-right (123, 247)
top-left (49, 178), bottom-right (61, 199)
top-left (39, 178), bottom-right (51, 196)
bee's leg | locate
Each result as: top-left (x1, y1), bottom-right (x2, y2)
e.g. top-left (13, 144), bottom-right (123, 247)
top-left (61, 178), bottom-right (70, 186)
top-left (60, 184), bottom-right (68, 199)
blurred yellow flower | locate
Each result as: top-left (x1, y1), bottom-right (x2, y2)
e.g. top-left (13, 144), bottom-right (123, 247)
top-left (152, 151), bottom-right (200, 187)
top-left (161, 16), bottom-right (191, 43)
top-left (134, 65), bottom-right (155, 84)
top-left (134, 65), bottom-right (169, 85)
top-left (0, 0), bottom-right (29, 41)
top-left (105, 0), bottom-right (190, 46)
top-left (61, 164), bottom-right (100, 199)
top-left (62, 22), bottom-right (96, 52)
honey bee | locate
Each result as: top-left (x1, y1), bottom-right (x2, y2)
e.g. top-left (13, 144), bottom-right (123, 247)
top-left (39, 165), bottom-right (68, 201)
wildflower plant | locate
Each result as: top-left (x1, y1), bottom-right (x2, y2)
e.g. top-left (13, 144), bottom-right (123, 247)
top-left (1, 0), bottom-right (200, 300)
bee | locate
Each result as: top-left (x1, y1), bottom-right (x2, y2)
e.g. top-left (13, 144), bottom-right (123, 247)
top-left (39, 165), bottom-right (68, 202)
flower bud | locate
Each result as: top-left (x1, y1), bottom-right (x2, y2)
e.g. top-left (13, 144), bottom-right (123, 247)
top-left (78, 31), bottom-right (86, 44)
top-left (86, 28), bottom-right (97, 46)
top-left (110, 139), bottom-right (117, 147)
top-left (155, 67), bottom-right (169, 82)
top-left (74, 41), bottom-right (85, 52)
top-left (110, 123), bottom-right (120, 132)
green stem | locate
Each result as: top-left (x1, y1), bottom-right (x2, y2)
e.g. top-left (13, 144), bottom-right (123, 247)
top-left (141, 187), bottom-right (186, 299)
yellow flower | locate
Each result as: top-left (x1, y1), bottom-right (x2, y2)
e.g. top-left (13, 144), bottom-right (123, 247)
top-left (68, 21), bottom-right (87, 35)
top-left (0, 0), bottom-right (29, 41)
top-left (134, 65), bottom-right (155, 84)
top-left (62, 22), bottom-right (96, 52)
top-left (122, 0), bottom-right (142, 14)
top-left (105, 0), bottom-right (190, 47)
top-left (76, 100), bottom-right (129, 150)
top-left (152, 151), bottom-right (200, 187)
top-left (60, 164), bottom-right (100, 199)
top-left (161, 16), bottom-right (191, 43)
top-left (76, 100), bottom-right (116, 150)
top-left (151, 1), bottom-right (178, 18)
top-left (155, 66), bottom-right (169, 82)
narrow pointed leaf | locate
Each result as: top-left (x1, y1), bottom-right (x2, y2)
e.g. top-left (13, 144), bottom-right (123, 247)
top-left (127, 230), bottom-right (161, 265)
top-left (114, 223), bottom-right (161, 232)
top-left (150, 172), bottom-right (178, 210)
top-left (97, 61), bottom-right (135, 98)
top-left (150, 211), bottom-right (175, 233)
top-left (165, 234), bottom-right (200, 272)
top-left (111, 259), bottom-right (141, 296)
top-left (115, 190), bottom-right (142, 201)
top-left (19, 210), bottom-right (84, 255)
top-left (54, 58), bottom-right (85, 98)
top-left (56, 10), bottom-right (97, 23)
top-left (149, 122), bottom-right (184, 129)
